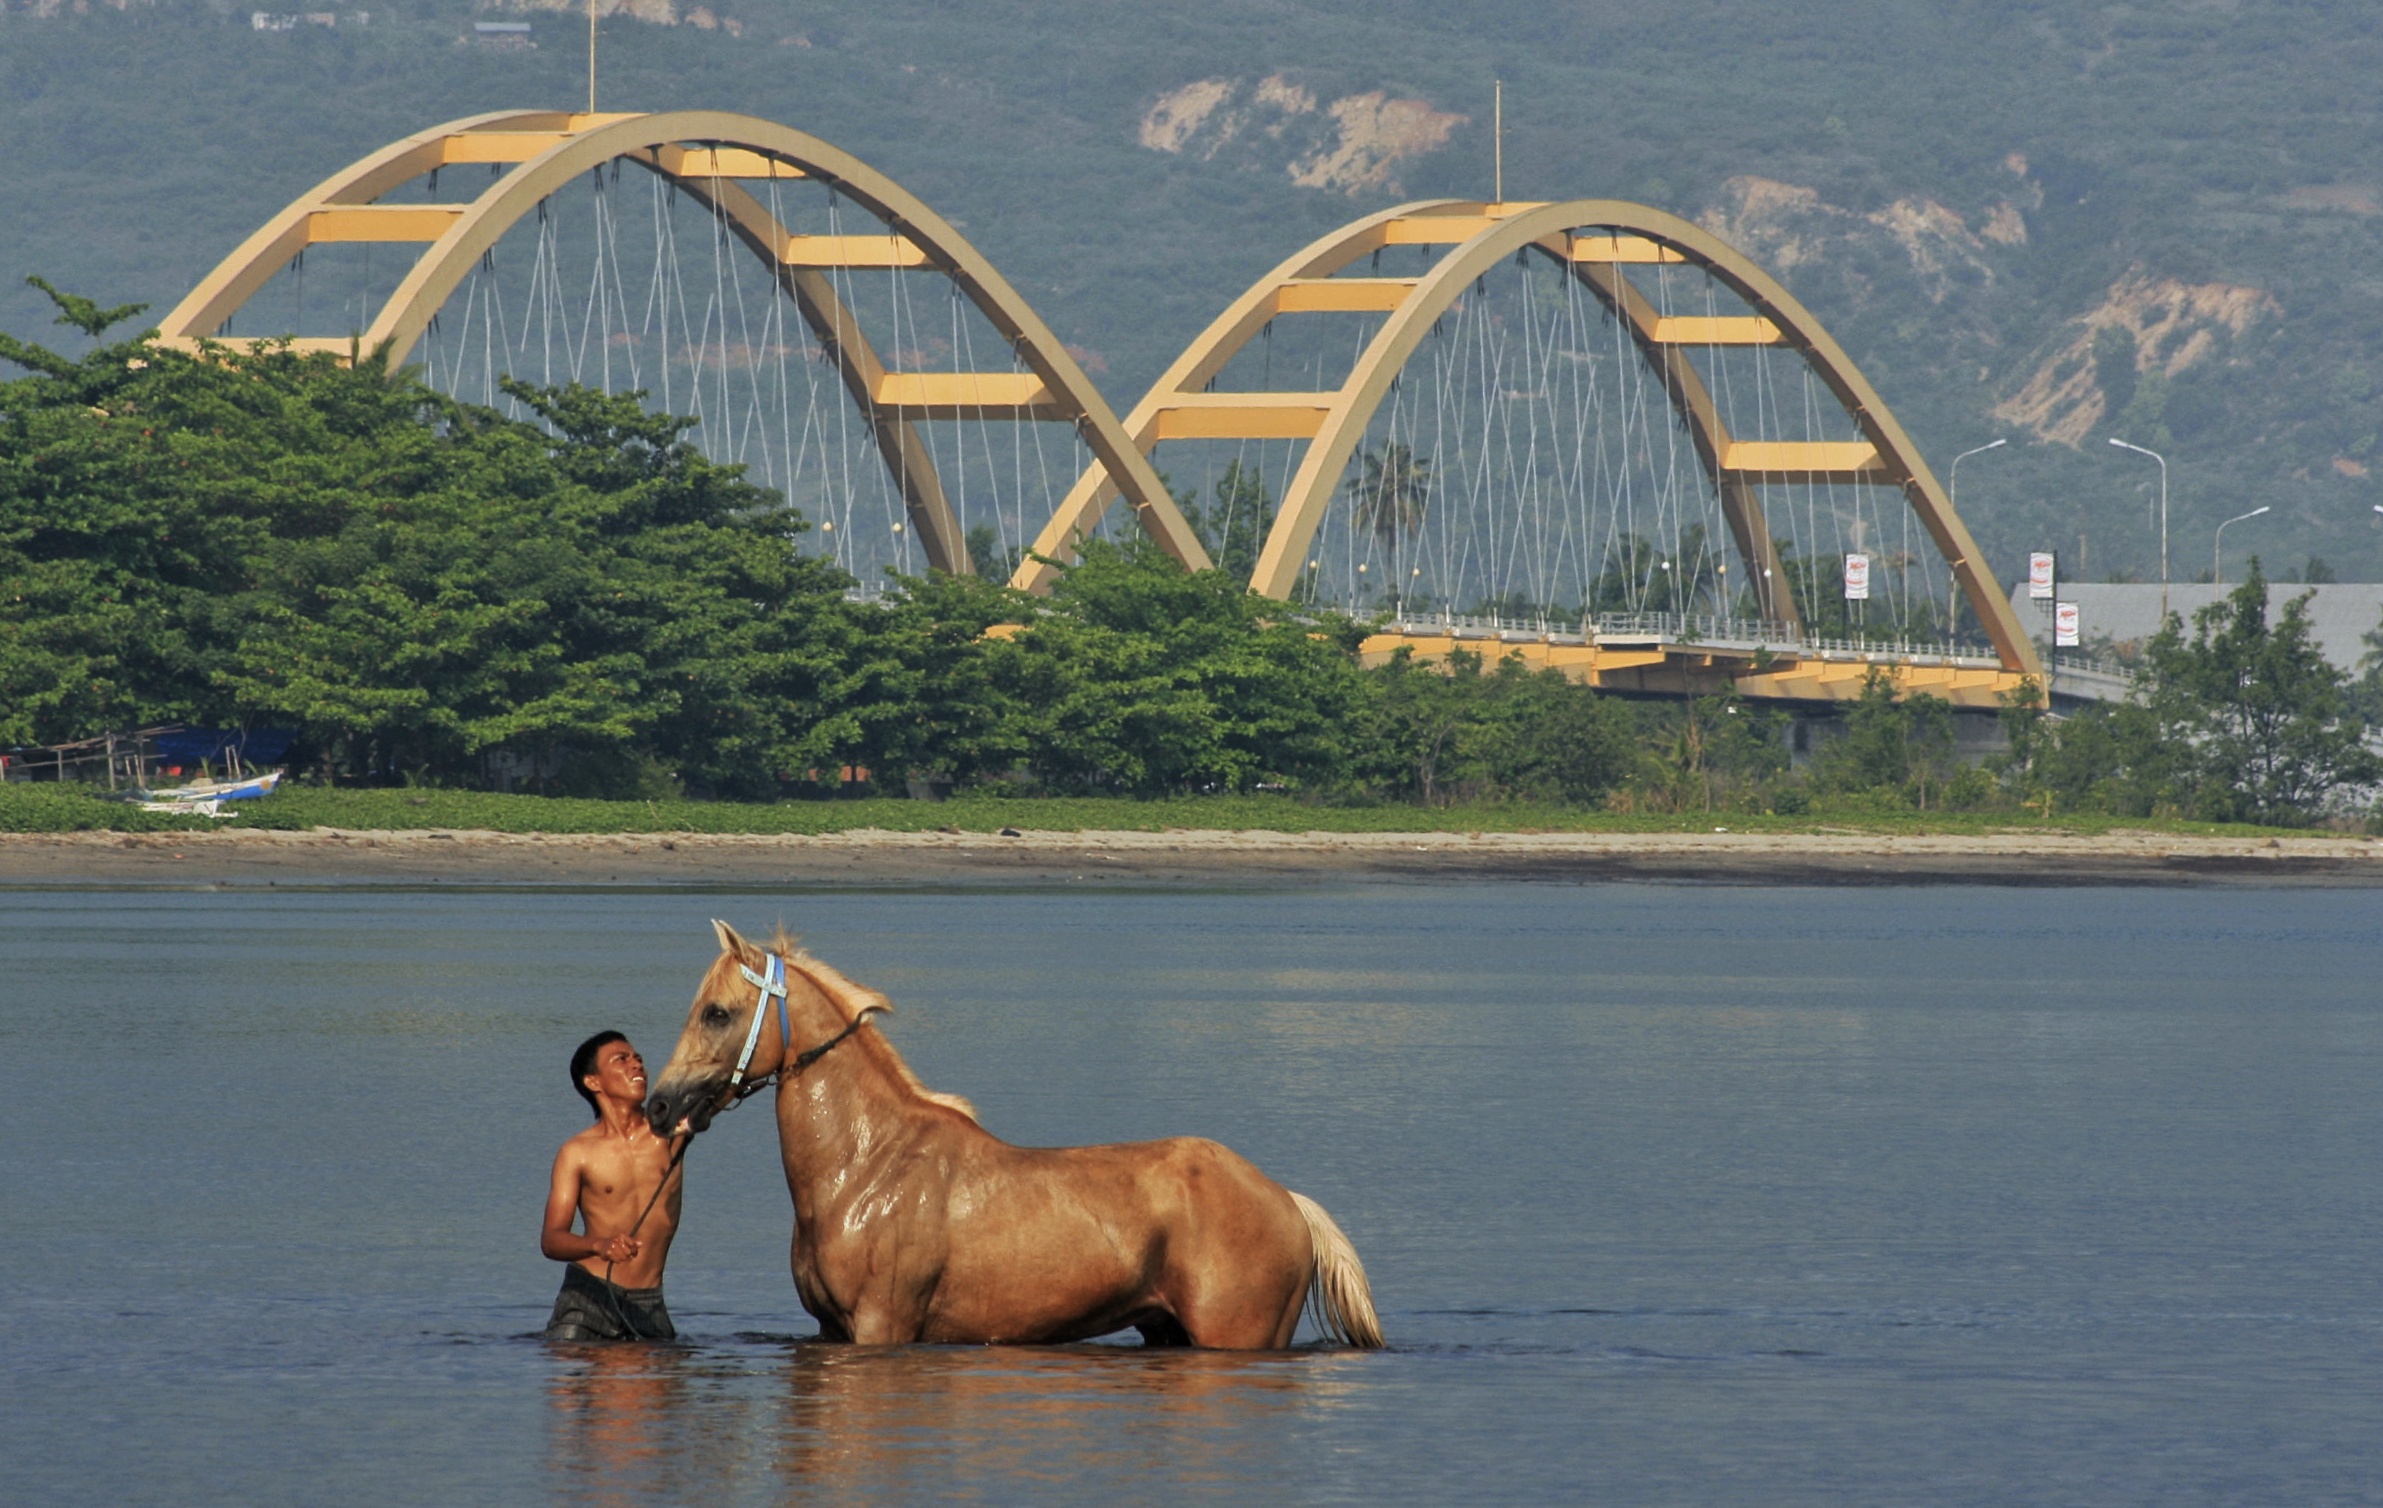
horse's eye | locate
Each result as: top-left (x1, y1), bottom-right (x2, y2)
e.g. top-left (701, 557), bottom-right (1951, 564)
top-left (702, 1004), bottom-right (732, 1028)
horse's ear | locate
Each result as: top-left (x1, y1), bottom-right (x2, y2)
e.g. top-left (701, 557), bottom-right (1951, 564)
top-left (711, 919), bottom-right (756, 961)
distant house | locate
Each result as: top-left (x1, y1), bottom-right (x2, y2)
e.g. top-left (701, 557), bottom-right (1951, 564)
top-left (251, 10), bottom-right (336, 27)
top-left (2005, 581), bottom-right (2383, 674)
top-left (472, 19), bottom-right (533, 46)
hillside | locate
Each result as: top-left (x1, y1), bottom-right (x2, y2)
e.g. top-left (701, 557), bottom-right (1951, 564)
top-left (4, 0), bottom-right (2381, 586)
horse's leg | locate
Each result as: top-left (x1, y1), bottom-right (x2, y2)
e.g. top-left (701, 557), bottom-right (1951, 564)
top-left (1171, 1273), bottom-right (1304, 1348)
top-left (847, 1308), bottom-right (921, 1345)
top-left (1134, 1313), bottom-right (1191, 1348)
top-left (791, 1234), bottom-right (856, 1342)
top-left (837, 1255), bottom-right (939, 1345)
top-left (1153, 1146), bottom-right (1312, 1349)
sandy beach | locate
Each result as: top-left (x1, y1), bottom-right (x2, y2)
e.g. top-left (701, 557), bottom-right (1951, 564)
top-left (3, 826), bottom-right (2379, 886)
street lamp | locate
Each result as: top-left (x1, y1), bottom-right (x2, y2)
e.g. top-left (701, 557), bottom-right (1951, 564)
top-left (2108, 437), bottom-right (2169, 617)
top-left (1945, 437), bottom-right (2006, 637)
top-left (2212, 506), bottom-right (2270, 586)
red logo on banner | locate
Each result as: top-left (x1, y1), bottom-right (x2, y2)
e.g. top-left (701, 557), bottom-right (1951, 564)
top-left (1843, 553), bottom-right (1871, 601)
top-left (2028, 552), bottom-right (2056, 599)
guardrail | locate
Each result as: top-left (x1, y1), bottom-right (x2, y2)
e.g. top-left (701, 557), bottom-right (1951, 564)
top-left (2047, 651), bottom-right (2137, 681)
top-left (1376, 610), bottom-right (2016, 669)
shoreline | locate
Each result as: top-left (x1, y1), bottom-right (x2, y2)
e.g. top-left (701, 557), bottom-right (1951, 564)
top-left (4, 826), bottom-right (2379, 887)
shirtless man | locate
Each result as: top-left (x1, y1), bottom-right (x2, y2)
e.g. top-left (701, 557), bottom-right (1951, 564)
top-left (540, 1031), bottom-right (687, 1341)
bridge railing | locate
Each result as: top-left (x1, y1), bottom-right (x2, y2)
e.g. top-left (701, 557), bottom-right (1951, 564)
top-left (1788, 634), bottom-right (2006, 668)
top-left (1586, 611), bottom-right (1802, 646)
top-left (1376, 609), bottom-right (2018, 670)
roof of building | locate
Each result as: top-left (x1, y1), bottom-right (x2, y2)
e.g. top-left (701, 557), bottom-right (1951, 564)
top-left (2004, 581), bottom-right (2383, 673)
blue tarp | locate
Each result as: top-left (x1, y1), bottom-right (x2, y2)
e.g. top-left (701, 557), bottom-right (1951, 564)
top-left (151, 727), bottom-right (297, 766)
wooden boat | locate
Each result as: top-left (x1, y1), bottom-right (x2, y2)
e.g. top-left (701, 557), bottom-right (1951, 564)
top-left (135, 769), bottom-right (283, 812)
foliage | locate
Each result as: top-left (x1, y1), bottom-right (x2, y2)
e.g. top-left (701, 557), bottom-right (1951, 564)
top-left (1812, 671), bottom-right (1959, 809)
top-left (0, 781), bottom-right (221, 832)
top-left (2135, 561), bottom-right (2377, 823)
top-left (1362, 647), bottom-right (1634, 805)
top-left (1178, 460), bottom-right (1275, 584)
top-left (3, 780), bottom-right (2339, 837)
top-left (9, 304), bottom-right (2383, 826)
top-left (1347, 442), bottom-right (1431, 553)
top-left (989, 539), bottom-right (1366, 795)
top-left (1623, 694), bottom-right (1793, 813)
top-left (1589, 528), bottom-right (1728, 618)
top-left (0, 297), bottom-right (865, 794)
top-left (1992, 562), bottom-right (2379, 824)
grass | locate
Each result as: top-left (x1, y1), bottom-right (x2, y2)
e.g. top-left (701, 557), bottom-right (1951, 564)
top-left (0, 782), bottom-right (2339, 840)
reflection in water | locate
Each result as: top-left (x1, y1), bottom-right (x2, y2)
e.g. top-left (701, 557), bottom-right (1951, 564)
top-left (771, 1345), bottom-right (1360, 1495)
top-left (547, 1339), bottom-right (1367, 1501)
top-left (546, 1344), bottom-right (705, 1508)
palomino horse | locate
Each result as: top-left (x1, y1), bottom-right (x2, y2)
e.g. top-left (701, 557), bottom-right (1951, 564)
top-left (645, 922), bottom-right (1383, 1350)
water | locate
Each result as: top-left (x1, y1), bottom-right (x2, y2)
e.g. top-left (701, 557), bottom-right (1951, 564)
top-left (4, 880), bottom-right (2381, 1504)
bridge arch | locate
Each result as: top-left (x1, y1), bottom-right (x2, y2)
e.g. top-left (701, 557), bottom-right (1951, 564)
top-left (155, 109), bottom-right (1201, 578)
top-left (1018, 198), bottom-right (2040, 678)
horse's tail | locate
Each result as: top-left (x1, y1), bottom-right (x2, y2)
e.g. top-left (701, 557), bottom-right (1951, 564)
top-left (1290, 1192), bottom-right (1384, 1349)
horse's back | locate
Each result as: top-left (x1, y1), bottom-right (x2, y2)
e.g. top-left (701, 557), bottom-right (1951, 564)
top-left (930, 1133), bottom-right (1312, 1347)
top-left (1008, 1134), bottom-right (1303, 1233)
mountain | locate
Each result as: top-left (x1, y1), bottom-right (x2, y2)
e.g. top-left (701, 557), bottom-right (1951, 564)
top-left (5, 0), bottom-right (2381, 585)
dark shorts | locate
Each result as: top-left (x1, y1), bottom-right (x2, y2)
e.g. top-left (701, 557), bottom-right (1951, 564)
top-left (543, 1262), bottom-right (676, 1342)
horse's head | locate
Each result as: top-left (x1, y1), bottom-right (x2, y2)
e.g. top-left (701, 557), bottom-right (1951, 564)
top-left (644, 920), bottom-right (893, 1137)
top-left (644, 919), bottom-right (780, 1136)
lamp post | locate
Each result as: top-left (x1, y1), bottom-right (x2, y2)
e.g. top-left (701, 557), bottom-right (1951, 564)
top-left (1945, 438), bottom-right (2006, 638)
top-left (2108, 438), bottom-right (2169, 617)
top-left (2212, 505), bottom-right (2270, 586)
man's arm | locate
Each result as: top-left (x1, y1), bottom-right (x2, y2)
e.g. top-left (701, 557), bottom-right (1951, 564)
top-left (540, 1142), bottom-right (640, 1265)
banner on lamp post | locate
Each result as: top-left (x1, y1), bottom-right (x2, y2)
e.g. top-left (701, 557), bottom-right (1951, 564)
top-left (1843, 553), bottom-right (1871, 601)
top-left (2028, 552), bottom-right (2056, 600)
top-left (2054, 601), bottom-right (2080, 647)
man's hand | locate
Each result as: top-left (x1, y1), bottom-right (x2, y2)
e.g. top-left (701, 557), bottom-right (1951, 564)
top-left (599, 1233), bottom-right (643, 1264)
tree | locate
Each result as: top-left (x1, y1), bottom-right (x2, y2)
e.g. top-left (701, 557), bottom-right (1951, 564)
top-left (1636, 694), bottom-right (1789, 811)
top-left (964, 523), bottom-right (1020, 582)
top-left (21, 276), bottom-right (147, 341)
top-left (2140, 559), bottom-right (2377, 823)
top-left (1181, 459), bottom-right (1274, 584)
top-left (0, 300), bottom-right (867, 793)
top-left (1348, 442), bottom-right (1431, 552)
top-left (1813, 670), bottom-right (1957, 806)
top-left (1359, 646), bottom-right (1634, 805)
top-left (991, 539), bottom-right (1365, 795)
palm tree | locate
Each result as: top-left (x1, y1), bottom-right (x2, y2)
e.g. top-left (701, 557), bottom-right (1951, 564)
top-left (1348, 442), bottom-right (1432, 551)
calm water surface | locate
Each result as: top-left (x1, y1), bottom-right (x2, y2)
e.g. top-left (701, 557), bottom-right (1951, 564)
top-left (4, 881), bottom-right (2381, 1504)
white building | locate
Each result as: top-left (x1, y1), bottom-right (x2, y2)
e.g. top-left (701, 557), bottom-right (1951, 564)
top-left (2005, 581), bottom-right (2383, 674)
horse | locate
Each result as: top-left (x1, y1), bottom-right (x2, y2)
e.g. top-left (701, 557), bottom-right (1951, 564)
top-left (644, 921), bottom-right (1383, 1350)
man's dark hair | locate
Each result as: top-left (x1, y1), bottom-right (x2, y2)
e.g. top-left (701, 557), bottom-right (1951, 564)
top-left (570, 1030), bottom-right (629, 1119)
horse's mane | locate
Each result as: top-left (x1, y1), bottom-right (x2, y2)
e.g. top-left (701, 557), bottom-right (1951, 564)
top-left (767, 929), bottom-right (979, 1124)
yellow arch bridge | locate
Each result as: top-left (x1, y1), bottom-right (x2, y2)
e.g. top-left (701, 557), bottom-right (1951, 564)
top-left (159, 109), bottom-right (2108, 709)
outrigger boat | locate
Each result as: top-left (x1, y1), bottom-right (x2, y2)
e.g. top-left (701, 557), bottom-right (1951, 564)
top-left (135, 768), bottom-right (283, 811)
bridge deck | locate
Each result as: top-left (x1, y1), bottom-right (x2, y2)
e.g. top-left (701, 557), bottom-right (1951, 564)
top-left (1360, 615), bottom-right (2131, 708)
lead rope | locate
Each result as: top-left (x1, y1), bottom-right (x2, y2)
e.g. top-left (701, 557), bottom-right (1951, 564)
top-left (594, 1129), bottom-right (690, 1337)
